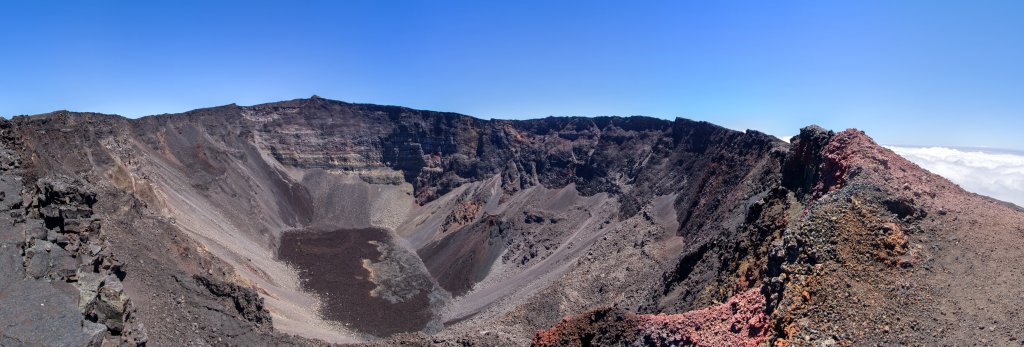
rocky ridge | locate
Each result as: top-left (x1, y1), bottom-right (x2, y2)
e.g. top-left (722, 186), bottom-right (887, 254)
top-left (0, 121), bottom-right (146, 346)
top-left (529, 126), bottom-right (1024, 346)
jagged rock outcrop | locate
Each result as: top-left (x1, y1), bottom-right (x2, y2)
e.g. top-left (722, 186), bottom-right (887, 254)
top-left (0, 118), bottom-right (147, 346)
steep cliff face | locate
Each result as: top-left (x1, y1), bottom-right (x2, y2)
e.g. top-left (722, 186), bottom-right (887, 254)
top-left (1, 97), bottom-right (1021, 346)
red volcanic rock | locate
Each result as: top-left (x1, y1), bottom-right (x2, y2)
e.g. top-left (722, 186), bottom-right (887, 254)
top-left (533, 288), bottom-right (767, 347)
top-left (821, 128), bottom-right (964, 204)
top-left (637, 289), bottom-right (768, 347)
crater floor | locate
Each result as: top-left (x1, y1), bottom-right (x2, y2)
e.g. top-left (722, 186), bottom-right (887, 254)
top-left (277, 228), bottom-right (434, 337)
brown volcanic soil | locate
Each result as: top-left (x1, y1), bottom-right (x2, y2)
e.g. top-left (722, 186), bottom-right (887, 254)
top-left (1, 97), bottom-right (1022, 346)
top-left (278, 228), bottom-right (433, 337)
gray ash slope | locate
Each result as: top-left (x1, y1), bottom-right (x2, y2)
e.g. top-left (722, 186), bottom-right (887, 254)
top-left (0, 97), bottom-right (1021, 346)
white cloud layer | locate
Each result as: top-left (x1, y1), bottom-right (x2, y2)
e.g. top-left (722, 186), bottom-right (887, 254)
top-left (888, 146), bottom-right (1024, 208)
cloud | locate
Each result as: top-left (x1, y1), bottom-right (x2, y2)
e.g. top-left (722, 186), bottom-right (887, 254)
top-left (775, 135), bottom-right (795, 142)
top-left (888, 146), bottom-right (1024, 208)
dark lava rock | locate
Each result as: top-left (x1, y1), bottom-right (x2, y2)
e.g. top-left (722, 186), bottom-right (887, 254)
top-left (193, 274), bottom-right (271, 327)
top-left (0, 245), bottom-right (95, 346)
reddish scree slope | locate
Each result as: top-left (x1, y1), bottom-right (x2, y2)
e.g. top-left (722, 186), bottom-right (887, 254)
top-left (533, 288), bottom-right (768, 346)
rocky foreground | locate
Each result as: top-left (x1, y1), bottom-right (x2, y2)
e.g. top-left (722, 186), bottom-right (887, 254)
top-left (1, 97), bottom-right (1021, 346)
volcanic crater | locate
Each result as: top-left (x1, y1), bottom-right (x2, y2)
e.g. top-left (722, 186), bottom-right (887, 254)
top-left (1, 97), bottom-right (1023, 346)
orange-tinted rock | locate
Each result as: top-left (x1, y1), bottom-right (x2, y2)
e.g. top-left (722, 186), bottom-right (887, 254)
top-left (533, 289), bottom-right (768, 347)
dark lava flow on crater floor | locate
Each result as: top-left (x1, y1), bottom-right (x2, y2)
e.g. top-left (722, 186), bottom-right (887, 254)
top-left (277, 228), bottom-right (434, 337)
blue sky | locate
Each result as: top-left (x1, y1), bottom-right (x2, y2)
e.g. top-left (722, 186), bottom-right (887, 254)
top-left (1, 1), bottom-right (1022, 149)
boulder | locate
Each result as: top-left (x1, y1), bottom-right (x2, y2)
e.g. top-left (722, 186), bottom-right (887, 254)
top-left (82, 320), bottom-right (107, 347)
top-left (23, 225), bottom-right (47, 241)
top-left (25, 241), bottom-right (77, 280)
top-left (87, 275), bottom-right (130, 334)
top-left (77, 270), bottom-right (105, 310)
